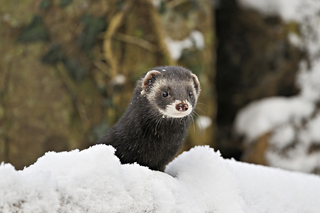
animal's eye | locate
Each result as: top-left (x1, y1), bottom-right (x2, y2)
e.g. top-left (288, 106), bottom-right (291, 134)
top-left (189, 92), bottom-right (193, 98)
top-left (162, 91), bottom-right (168, 97)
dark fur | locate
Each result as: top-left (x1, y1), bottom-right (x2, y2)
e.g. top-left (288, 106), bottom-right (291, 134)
top-left (98, 66), bottom-right (200, 171)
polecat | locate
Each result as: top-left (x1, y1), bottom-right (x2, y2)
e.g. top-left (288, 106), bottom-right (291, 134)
top-left (98, 66), bottom-right (201, 171)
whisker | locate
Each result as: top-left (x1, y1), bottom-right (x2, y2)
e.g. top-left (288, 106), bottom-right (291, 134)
top-left (190, 114), bottom-right (196, 133)
top-left (192, 111), bottom-right (206, 135)
top-left (195, 106), bottom-right (206, 115)
top-left (193, 111), bottom-right (200, 118)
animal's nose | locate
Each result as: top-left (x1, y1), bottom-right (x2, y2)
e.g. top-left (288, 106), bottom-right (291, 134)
top-left (176, 103), bottom-right (189, 111)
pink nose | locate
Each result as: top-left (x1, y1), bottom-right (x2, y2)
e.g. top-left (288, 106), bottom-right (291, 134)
top-left (176, 103), bottom-right (189, 111)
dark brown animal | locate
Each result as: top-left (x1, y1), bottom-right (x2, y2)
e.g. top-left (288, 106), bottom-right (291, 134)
top-left (98, 66), bottom-right (201, 171)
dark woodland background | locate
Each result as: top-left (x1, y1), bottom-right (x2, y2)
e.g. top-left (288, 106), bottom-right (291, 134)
top-left (0, 0), bottom-right (302, 170)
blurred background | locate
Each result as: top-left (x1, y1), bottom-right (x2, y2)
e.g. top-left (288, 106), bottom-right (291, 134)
top-left (1, 0), bottom-right (320, 175)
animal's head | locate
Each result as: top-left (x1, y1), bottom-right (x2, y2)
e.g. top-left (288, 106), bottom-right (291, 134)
top-left (139, 66), bottom-right (201, 118)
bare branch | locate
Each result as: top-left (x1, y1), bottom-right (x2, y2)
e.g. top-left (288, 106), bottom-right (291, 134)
top-left (114, 33), bottom-right (157, 52)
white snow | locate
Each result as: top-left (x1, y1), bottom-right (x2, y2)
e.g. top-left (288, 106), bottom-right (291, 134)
top-left (303, 112), bottom-right (320, 144)
top-left (235, 0), bottom-right (320, 173)
top-left (236, 1), bottom-right (320, 101)
top-left (1, 145), bottom-right (320, 213)
top-left (238, 0), bottom-right (303, 22)
top-left (288, 32), bottom-right (303, 49)
top-left (196, 115), bottom-right (212, 130)
top-left (165, 30), bottom-right (205, 60)
top-left (111, 74), bottom-right (126, 85)
top-left (265, 111), bottom-right (320, 173)
top-left (235, 97), bottom-right (314, 142)
top-left (298, 61), bottom-right (320, 102)
top-left (269, 124), bottom-right (295, 150)
top-left (266, 146), bottom-right (320, 173)
top-left (152, 0), bottom-right (161, 8)
top-left (190, 31), bottom-right (205, 50)
top-left (237, 0), bottom-right (320, 102)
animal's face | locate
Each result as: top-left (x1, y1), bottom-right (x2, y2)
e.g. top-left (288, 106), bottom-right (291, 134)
top-left (140, 66), bottom-right (201, 118)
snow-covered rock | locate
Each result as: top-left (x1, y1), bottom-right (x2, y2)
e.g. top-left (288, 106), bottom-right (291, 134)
top-left (234, 0), bottom-right (320, 174)
top-left (235, 97), bottom-right (314, 142)
top-left (1, 145), bottom-right (320, 213)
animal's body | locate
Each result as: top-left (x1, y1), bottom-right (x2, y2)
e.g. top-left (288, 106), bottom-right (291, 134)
top-left (98, 66), bottom-right (201, 171)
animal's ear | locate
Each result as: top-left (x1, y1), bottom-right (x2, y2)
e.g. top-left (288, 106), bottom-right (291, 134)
top-left (141, 70), bottom-right (162, 91)
top-left (191, 73), bottom-right (201, 95)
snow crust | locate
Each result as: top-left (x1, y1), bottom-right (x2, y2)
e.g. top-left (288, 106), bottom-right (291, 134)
top-left (1, 145), bottom-right (320, 213)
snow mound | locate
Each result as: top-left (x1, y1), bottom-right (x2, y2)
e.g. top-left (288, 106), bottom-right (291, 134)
top-left (1, 145), bottom-right (320, 213)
